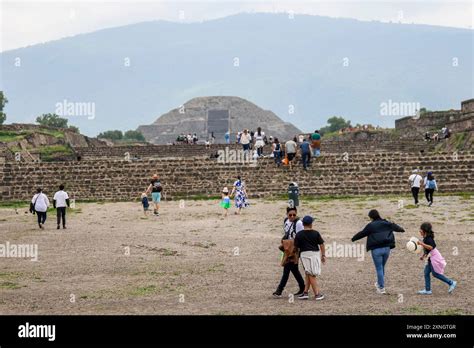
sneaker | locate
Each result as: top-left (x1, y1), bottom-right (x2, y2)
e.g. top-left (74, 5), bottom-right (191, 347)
top-left (57, 225), bottom-right (60, 230)
top-left (272, 291), bottom-right (282, 298)
top-left (63, 226), bottom-right (67, 229)
top-left (428, 202), bottom-right (432, 207)
top-left (374, 282), bottom-right (380, 289)
top-left (417, 289), bottom-right (432, 295)
top-left (315, 293), bottom-right (325, 301)
top-left (297, 292), bottom-right (309, 300)
top-left (376, 287), bottom-right (386, 294)
top-left (448, 281), bottom-right (457, 294)
top-left (294, 290), bottom-right (305, 297)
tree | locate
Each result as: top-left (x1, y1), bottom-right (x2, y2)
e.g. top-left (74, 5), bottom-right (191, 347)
top-left (68, 125), bottom-right (80, 133)
top-left (0, 91), bottom-right (8, 125)
top-left (320, 116), bottom-right (352, 135)
top-left (36, 113), bottom-right (69, 128)
top-left (124, 130), bottom-right (145, 142)
top-left (97, 130), bottom-right (123, 140)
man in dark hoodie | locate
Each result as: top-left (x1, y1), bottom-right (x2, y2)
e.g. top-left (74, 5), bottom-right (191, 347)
top-left (351, 209), bottom-right (405, 294)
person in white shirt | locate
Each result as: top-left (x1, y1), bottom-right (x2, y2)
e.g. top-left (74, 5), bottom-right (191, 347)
top-left (408, 169), bottom-right (423, 205)
top-left (30, 188), bottom-right (50, 229)
top-left (273, 206), bottom-right (306, 297)
top-left (53, 184), bottom-right (70, 229)
top-left (285, 137), bottom-right (298, 170)
top-left (254, 127), bottom-right (265, 157)
top-left (240, 129), bottom-right (251, 159)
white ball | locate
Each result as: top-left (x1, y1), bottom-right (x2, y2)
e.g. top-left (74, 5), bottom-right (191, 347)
top-left (406, 240), bottom-right (418, 252)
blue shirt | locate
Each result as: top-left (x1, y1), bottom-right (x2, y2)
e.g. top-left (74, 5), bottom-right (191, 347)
top-left (300, 141), bottom-right (311, 154)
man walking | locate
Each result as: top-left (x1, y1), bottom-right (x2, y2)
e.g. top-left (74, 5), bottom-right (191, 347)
top-left (273, 207), bottom-right (305, 298)
top-left (408, 169), bottom-right (423, 206)
top-left (310, 130), bottom-right (321, 157)
top-left (285, 137), bottom-right (298, 170)
top-left (53, 184), bottom-right (70, 229)
top-left (294, 215), bottom-right (326, 300)
top-left (30, 188), bottom-right (49, 229)
top-left (300, 138), bottom-right (311, 170)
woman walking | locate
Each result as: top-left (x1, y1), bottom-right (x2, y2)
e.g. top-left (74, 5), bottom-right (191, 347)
top-left (423, 171), bottom-right (438, 207)
top-left (240, 130), bottom-right (251, 159)
top-left (231, 176), bottom-right (249, 215)
top-left (254, 127), bottom-right (265, 157)
top-left (146, 174), bottom-right (162, 216)
top-left (351, 209), bottom-right (405, 294)
top-left (30, 188), bottom-right (50, 229)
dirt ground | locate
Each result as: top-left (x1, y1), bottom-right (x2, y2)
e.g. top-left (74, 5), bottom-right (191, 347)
top-left (0, 195), bottom-right (472, 315)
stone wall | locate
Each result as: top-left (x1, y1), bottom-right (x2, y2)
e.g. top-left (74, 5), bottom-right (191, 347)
top-left (73, 137), bottom-right (436, 160)
top-left (461, 99), bottom-right (474, 114)
top-left (395, 110), bottom-right (462, 136)
top-left (1, 152), bottom-right (472, 202)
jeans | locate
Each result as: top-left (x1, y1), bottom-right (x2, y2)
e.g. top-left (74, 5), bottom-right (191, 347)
top-left (257, 147), bottom-right (263, 157)
top-left (371, 246), bottom-right (390, 288)
top-left (411, 187), bottom-right (420, 204)
top-left (312, 148), bottom-right (320, 157)
top-left (273, 151), bottom-right (282, 165)
top-left (36, 211), bottom-right (47, 226)
top-left (301, 152), bottom-right (311, 169)
top-left (425, 188), bottom-right (434, 203)
top-left (424, 261), bottom-right (453, 291)
top-left (56, 207), bottom-right (66, 227)
top-left (277, 262), bottom-right (305, 293)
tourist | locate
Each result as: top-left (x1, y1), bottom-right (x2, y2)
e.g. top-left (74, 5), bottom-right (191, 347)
top-left (225, 131), bottom-right (230, 144)
top-left (298, 134), bottom-right (304, 143)
top-left (417, 222), bottom-right (457, 295)
top-left (53, 184), bottom-right (70, 229)
top-left (220, 187), bottom-right (231, 217)
top-left (211, 131), bottom-right (215, 144)
top-left (236, 131), bottom-right (242, 144)
top-left (351, 209), bottom-right (405, 294)
top-left (408, 169), bottom-right (423, 206)
top-left (240, 129), bottom-right (251, 160)
top-left (192, 133), bottom-right (198, 144)
top-left (272, 138), bottom-right (282, 166)
top-left (30, 188), bottom-right (50, 229)
top-left (299, 137), bottom-right (311, 170)
top-left (230, 176), bottom-right (249, 215)
top-left (273, 206), bottom-right (305, 298)
top-left (310, 130), bottom-right (321, 157)
top-left (285, 137), bottom-right (298, 170)
top-left (146, 174), bottom-right (162, 216)
top-left (423, 171), bottom-right (437, 207)
top-left (294, 215), bottom-right (326, 300)
top-left (141, 192), bottom-right (149, 216)
top-left (254, 127), bottom-right (265, 157)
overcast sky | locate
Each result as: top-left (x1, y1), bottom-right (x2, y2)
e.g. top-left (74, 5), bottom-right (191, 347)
top-left (1, 0), bottom-right (473, 52)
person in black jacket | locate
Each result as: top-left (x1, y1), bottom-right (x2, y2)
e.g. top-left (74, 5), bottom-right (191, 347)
top-left (351, 209), bottom-right (405, 294)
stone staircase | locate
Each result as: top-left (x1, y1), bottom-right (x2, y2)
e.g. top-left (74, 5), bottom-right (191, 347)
top-left (1, 151), bottom-right (472, 201)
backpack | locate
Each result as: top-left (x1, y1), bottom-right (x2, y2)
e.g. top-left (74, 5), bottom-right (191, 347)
top-left (428, 180), bottom-right (436, 190)
top-left (275, 143), bottom-right (281, 152)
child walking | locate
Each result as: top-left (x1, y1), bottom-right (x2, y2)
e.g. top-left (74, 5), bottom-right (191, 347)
top-left (220, 187), bottom-right (231, 217)
top-left (417, 222), bottom-right (457, 295)
top-left (141, 192), bottom-right (150, 216)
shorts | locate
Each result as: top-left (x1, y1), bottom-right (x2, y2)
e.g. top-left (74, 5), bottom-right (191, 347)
top-left (287, 153), bottom-right (296, 161)
top-left (152, 192), bottom-right (161, 203)
top-left (300, 251), bottom-right (321, 276)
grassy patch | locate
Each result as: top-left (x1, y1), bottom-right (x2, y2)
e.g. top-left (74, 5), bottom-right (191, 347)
top-left (435, 308), bottom-right (465, 315)
top-left (128, 285), bottom-right (158, 296)
top-left (36, 144), bottom-right (74, 161)
top-left (0, 281), bottom-right (24, 289)
top-left (403, 306), bottom-right (428, 314)
top-left (0, 131), bottom-right (27, 142)
top-left (0, 201), bottom-right (28, 209)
